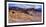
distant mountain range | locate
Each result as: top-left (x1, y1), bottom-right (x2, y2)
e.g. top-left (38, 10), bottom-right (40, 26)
top-left (9, 7), bottom-right (42, 12)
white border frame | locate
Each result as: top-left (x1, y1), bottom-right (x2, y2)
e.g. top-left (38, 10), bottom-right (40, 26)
top-left (7, 2), bottom-right (43, 25)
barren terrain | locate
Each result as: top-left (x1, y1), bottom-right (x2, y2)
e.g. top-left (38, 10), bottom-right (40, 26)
top-left (8, 10), bottom-right (41, 23)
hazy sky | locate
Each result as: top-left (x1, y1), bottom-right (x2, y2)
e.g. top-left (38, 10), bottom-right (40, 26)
top-left (8, 2), bottom-right (42, 9)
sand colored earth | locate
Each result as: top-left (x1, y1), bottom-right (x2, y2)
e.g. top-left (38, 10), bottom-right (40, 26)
top-left (8, 10), bottom-right (42, 23)
top-left (8, 10), bottom-right (32, 23)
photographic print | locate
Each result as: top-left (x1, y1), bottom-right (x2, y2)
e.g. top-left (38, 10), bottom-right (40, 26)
top-left (6, 2), bottom-right (44, 25)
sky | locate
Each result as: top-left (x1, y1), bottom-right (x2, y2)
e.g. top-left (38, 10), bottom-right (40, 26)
top-left (8, 2), bottom-right (42, 9)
